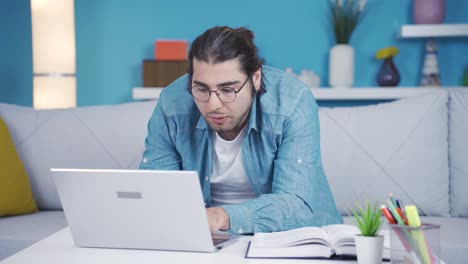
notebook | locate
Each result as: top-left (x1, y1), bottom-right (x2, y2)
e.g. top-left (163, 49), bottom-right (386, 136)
top-left (50, 168), bottom-right (238, 253)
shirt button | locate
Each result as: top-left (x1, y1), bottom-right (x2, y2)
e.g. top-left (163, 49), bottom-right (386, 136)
top-left (297, 159), bottom-right (302, 164)
top-left (238, 228), bottom-right (243, 234)
top-left (205, 176), bottom-right (209, 181)
top-left (142, 158), bottom-right (148, 163)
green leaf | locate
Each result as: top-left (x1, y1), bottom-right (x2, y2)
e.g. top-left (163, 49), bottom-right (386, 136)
top-left (329, 0), bottom-right (366, 44)
top-left (349, 201), bottom-right (382, 237)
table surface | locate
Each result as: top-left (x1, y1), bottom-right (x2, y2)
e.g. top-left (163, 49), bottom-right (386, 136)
top-left (1, 227), bottom-right (362, 264)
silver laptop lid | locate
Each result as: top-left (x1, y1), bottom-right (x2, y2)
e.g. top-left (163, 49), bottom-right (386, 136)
top-left (51, 168), bottom-right (217, 253)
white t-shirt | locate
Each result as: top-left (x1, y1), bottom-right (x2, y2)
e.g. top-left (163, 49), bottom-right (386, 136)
top-left (210, 127), bottom-right (257, 207)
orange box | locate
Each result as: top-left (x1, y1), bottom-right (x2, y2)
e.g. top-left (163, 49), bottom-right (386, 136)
top-left (155, 40), bottom-right (187, 61)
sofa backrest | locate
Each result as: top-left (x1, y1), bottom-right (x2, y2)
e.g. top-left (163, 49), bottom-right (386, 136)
top-left (0, 100), bottom-right (156, 210)
top-left (447, 89), bottom-right (468, 217)
top-left (1, 89), bottom-right (467, 216)
top-left (319, 90), bottom-right (450, 217)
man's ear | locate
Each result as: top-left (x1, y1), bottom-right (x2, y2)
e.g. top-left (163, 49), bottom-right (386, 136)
top-left (252, 67), bottom-right (262, 92)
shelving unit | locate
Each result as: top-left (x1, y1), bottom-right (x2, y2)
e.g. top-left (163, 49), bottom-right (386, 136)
top-left (398, 23), bottom-right (467, 89)
top-left (400, 23), bottom-right (468, 38)
top-left (133, 87), bottom-right (164, 100)
top-left (132, 87), bottom-right (463, 101)
top-left (133, 24), bottom-right (468, 102)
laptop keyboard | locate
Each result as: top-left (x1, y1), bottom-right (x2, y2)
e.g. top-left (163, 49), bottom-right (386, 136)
top-left (212, 233), bottom-right (230, 245)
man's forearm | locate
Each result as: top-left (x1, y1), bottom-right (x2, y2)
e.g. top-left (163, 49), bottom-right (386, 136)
top-left (221, 192), bottom-right (316, 234)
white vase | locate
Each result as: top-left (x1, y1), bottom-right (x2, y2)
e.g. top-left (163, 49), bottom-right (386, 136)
top-left (329, 44), bottom-right (354, 88)
top-left (355, 235), bottom-right (384, 264)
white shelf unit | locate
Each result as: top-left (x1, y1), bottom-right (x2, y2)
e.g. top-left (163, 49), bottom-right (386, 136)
top-left (132, 87), bottom-right (461, 101)
top-left (133, 87), bottom-right (164, 100)
top-left (400, 24), bottom-right (468, 38)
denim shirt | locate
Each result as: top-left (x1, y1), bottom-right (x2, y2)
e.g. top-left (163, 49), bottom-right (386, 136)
top-left (139, 66), bottom-right (342, 234)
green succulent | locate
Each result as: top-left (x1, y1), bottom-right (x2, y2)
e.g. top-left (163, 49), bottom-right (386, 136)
top-left (350, 201), bottom-right (382, 237)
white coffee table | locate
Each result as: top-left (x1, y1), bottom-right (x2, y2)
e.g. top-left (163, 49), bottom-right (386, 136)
top-left (1, 227), bottom-right (360, 264)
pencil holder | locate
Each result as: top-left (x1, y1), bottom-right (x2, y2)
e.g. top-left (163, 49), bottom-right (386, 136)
top-left (389, 223), bottom-right (441, 264)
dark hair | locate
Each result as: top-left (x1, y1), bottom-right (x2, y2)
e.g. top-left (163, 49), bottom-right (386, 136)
top-left (187, 26), bottom-right (265, 95)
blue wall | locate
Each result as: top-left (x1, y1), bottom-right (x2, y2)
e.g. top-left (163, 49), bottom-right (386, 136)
top-left (1, 0), bottom-right (467, 106)
top-left (0, 0), bottom-right (32, 106)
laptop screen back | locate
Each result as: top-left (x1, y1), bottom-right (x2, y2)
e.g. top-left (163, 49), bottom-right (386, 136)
top-left (51, 169), bottom-right (217, 252)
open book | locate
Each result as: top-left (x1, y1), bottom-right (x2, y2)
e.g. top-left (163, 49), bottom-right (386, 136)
top-left (246, 224), bottom-right (365, 260)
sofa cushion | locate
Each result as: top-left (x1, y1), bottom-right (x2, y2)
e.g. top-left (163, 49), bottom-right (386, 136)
top-left (448, 89), bottom-right (468, 217)
top-left (0, 100), bottom-right (156, 210)
top-left (0, 116), bottom-right (37, 216)
top-left (0, 211), bottom-right (66, 261)
top-left (319, 90), bottom-right (449, 216)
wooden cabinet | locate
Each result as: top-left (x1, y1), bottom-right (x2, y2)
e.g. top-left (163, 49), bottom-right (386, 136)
top-left (142, 60), bottom-right (187, 87)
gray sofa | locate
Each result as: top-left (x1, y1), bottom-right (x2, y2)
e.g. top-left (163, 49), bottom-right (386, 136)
top-left (0, 89), bottom-right (467, 263)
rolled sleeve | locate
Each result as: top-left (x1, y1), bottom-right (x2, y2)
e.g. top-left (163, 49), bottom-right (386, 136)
top-left (221, 204), bottom-right (254, 234)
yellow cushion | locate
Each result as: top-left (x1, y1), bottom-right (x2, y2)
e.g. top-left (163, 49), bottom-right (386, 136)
top-left (0, 116), bottom-right (37, 216)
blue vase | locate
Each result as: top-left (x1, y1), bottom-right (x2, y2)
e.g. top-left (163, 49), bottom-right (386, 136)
top-left (377, 57), bottom-right (400, 87)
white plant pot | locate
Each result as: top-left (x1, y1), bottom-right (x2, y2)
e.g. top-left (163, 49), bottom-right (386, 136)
top-left (355, 235), bottom-right (384, 264)
top-left (329, 44), bottom-right (355, 88)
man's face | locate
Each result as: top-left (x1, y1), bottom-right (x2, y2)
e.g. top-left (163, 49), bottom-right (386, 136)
top-left (191, 58), bottom-right (261, 141)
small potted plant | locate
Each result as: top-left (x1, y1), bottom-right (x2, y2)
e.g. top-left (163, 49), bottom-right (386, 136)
top-left (350, 201), bottom-right (383, 264)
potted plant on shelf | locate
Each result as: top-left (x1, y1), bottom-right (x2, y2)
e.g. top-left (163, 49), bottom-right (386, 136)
top-left (350, 201), bottom-right (383, 264)
top-left (329, 0), bottom-right (367, 88)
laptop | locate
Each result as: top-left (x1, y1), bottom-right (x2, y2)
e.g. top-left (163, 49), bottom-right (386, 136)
top-left (50, 168), bottom-right (239, 253)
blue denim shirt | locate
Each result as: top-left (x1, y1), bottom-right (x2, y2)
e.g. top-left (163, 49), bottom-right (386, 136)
top-left (139, 66), bottom-right (342, 234)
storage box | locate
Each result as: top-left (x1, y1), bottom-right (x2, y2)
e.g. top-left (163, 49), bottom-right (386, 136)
top-left (155, 40), bottom-right (187, 61)
top-left (142, 60), bottom-right (188, 87)
top-left (389, 223), bottom-right (441, 264)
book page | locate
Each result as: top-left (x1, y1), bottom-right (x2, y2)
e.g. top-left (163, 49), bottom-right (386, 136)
top-left (252, 226), bottom-right (330, 248)
top-left (247, 242), bottom-right (332, 259)
top-left (322, 224), bottom-right (360, 254)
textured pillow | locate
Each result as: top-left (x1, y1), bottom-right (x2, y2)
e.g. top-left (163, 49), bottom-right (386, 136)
top-left (319, 90), bottom-right (449, 216)
top-left (0, 100), bottom-right (156, 210)
top-left (0, 116), bottom-right (37, 216)
top-left (448, 89), bottom-right (468, 217)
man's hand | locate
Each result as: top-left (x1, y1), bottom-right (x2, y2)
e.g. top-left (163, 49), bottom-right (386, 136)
top-left (206, 207), bottom-right (230, 233)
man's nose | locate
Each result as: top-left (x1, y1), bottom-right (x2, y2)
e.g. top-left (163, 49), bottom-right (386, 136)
top-left (206, 92), bottom-right (223, 110)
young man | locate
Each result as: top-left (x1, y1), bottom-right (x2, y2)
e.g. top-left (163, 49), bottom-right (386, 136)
top-left (140, 26), bottom-right (342, 234)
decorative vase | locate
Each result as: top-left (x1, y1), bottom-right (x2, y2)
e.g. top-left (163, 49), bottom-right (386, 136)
top-left (329, 44), bottom-right (354, 88)
top-left (420, 39), bottom-right (441, 86)
top-left (355, 235), bottom-right (384, 264)
top-left (413, 0), bottom-right (445, 24)
top-left (377, 57), bottom-right (400, 87)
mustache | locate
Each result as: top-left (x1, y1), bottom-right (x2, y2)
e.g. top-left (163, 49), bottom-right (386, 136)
top-left (206, 111), bottom-right (226, 116)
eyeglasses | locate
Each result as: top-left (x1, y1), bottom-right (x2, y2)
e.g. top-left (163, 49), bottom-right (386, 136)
top-left (190, 76), bottom-right (250, 103)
